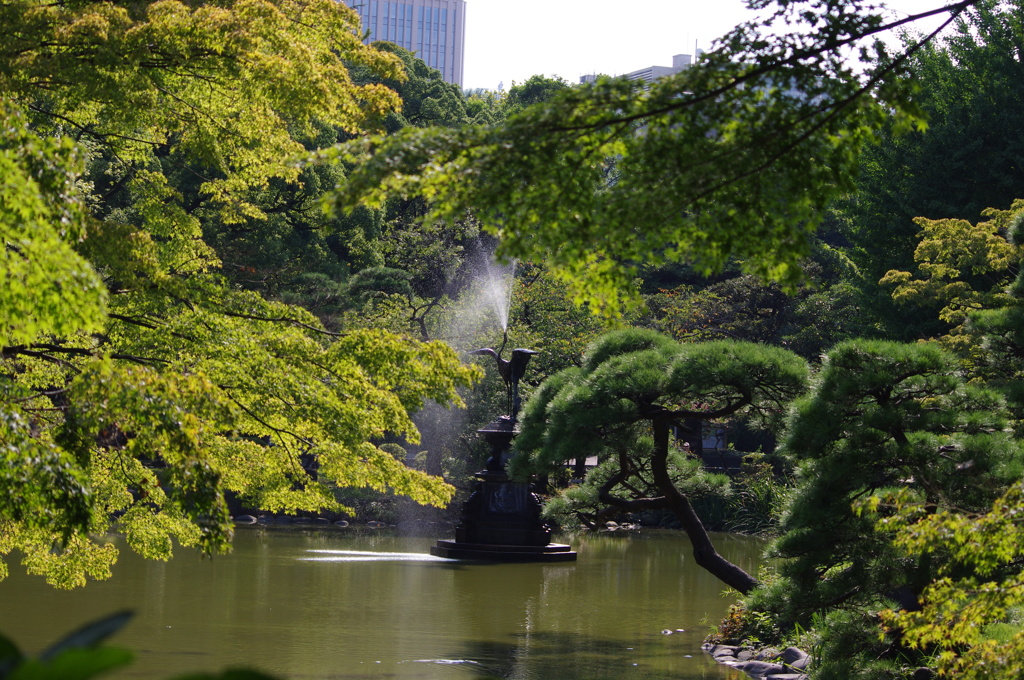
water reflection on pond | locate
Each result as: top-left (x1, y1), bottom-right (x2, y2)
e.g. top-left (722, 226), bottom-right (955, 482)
top-left (0, 528), bottom-right (761, 680)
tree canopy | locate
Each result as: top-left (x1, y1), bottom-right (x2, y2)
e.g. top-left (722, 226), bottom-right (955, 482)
top-left (733, 336), bottom-right (1023, 677)
top-left (328, 0), bottom-right (985, 317)
top-left (878, 481), bottom-right (1024, 679)
top-left (0, 0), bottom-right (480, 588)
top-left (513, 329), bottom-right (808, 592)
top-left (881, 201), bottom-right (1024, 359)
top-left (842, 0), bottom-right (1024, 282)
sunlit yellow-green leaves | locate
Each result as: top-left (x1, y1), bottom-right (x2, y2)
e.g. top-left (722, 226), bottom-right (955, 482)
top-left (881, 200), bottom-right (1024, 352)
top-left (12, 529), bottom-right (118, 590)
top-left (877, 483), bottom-right (1024, 679)
top-left (0, 101), bottom-right (107, 346)
top-left (0, 0), bottom-right (485, 588)
top-left (2, 0), bottom-right (403, 218)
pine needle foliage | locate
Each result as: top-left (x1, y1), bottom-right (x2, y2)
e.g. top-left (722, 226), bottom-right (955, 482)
top-left (768, 339), bottom-right (1022, 625)
top-left (512, 329), bottom-right (807, 593)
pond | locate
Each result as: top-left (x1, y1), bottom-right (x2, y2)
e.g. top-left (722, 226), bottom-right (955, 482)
top-left (0, 528), bottom-right (761, 680)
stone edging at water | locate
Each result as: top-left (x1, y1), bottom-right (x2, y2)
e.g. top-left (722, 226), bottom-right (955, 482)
top-left (701, 642), bottom-right (810, 680)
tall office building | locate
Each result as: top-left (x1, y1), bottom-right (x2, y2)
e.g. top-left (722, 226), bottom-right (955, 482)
top-left (345, 0), bottom-right (466, 86)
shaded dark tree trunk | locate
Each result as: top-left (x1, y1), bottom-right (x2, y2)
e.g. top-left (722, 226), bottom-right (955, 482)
top-left (683, 418), bottom-right (704, 458)
top-left (652, 418), bottom-right (759, 594)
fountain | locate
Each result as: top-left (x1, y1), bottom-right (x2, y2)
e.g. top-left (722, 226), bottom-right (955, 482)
top-left (481, 255), bottom-right (515, 333)
top-left (431, 267), bottom-right (576, 562)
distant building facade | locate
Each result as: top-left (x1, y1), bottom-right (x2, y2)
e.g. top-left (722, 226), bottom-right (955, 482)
top-left (345, 0), bottom-right (466, 86)
top-left (580, 51), bottom-right (704, 85)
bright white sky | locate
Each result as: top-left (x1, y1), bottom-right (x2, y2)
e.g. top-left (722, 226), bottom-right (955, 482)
top-left (461, 0), bottom-right (951, 91)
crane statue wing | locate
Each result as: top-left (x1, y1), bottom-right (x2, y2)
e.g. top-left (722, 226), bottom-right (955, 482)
top-left (469, 347), bottom-right (538, 421)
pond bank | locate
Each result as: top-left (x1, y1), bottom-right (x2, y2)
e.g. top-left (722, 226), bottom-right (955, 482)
top-left (703, 642), bottom-right (810, 679)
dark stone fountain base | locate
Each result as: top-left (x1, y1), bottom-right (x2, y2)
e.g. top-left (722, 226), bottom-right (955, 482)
top-left (430, 539), bottom-right (577, 562)
top-left (430, 418), bottom-right (577, 563)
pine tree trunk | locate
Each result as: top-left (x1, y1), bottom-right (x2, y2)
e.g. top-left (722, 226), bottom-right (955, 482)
top-left (651, 418), bottom-right (759, 595)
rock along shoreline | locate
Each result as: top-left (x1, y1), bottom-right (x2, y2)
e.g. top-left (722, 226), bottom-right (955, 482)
top-left (701, 642), bottom-right (811, 679)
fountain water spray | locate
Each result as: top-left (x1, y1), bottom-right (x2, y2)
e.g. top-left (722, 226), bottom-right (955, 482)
top-left (481, 255), bottom-right (516, 332)
top-left (432, 246), bottom-right (517, 354)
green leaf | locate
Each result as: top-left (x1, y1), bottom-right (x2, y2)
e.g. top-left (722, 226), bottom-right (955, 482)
top-left (0, 632), bottom-right (24, 676)
top-left (9, 648), bottom-right (133, 680)
top-left (39, 611), bottom-right (133, 662)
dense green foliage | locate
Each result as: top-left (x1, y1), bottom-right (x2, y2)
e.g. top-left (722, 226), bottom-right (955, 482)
top-left (730, 336), bottom-right (1022, 678)
top-left (502, 75), bottom-right (570, 117)
top-left (861, 205), bottom-right (1024, 677)
top-left (6, 1), bottom-right (1024, 677)
top-left (0, 103), bottom-right (106, 347)
top-left (328, 0), bottom-right (986, 317)
top-left (771, 340), bottom-right (1020, 614)
top-left (838, 0), bottom-right (1024, 338)
top-left (964, 204), bottom-right (1024, 423)
top-left (199, 40), bottom-right (494, 335)
top-left (514, 329), bottom-right (808, 592)
top-left (645, 256), bottom-right (870, 361)
top-left (843, 0), bottom-right (1024, 280)
top-left (0, 0), bottom-right (480, 588)
top-left (698, 200), bottom-right (1021, 678)
top-left (881, 201), bottom-right (1024, 354)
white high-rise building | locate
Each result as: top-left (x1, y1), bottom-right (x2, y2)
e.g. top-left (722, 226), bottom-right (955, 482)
top-left (580, 51), bottom-right (705, 85)
top-left (345, 0), bottom-right (466, 86)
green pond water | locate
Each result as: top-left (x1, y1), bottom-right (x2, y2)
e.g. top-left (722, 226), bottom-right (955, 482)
top-left (0, 528), bottom-right (760, 680)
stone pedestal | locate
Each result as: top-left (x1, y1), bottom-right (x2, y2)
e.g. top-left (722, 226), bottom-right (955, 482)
top-left (430, 418), bottom-right (576, 562)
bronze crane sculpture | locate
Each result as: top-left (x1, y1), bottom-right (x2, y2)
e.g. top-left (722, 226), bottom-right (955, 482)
top-left (469, 332), bottom-right (537, 422)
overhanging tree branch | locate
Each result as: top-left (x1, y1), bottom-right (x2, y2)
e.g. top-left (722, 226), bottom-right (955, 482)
top-left (541, 0), bottom-right (976, 134)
